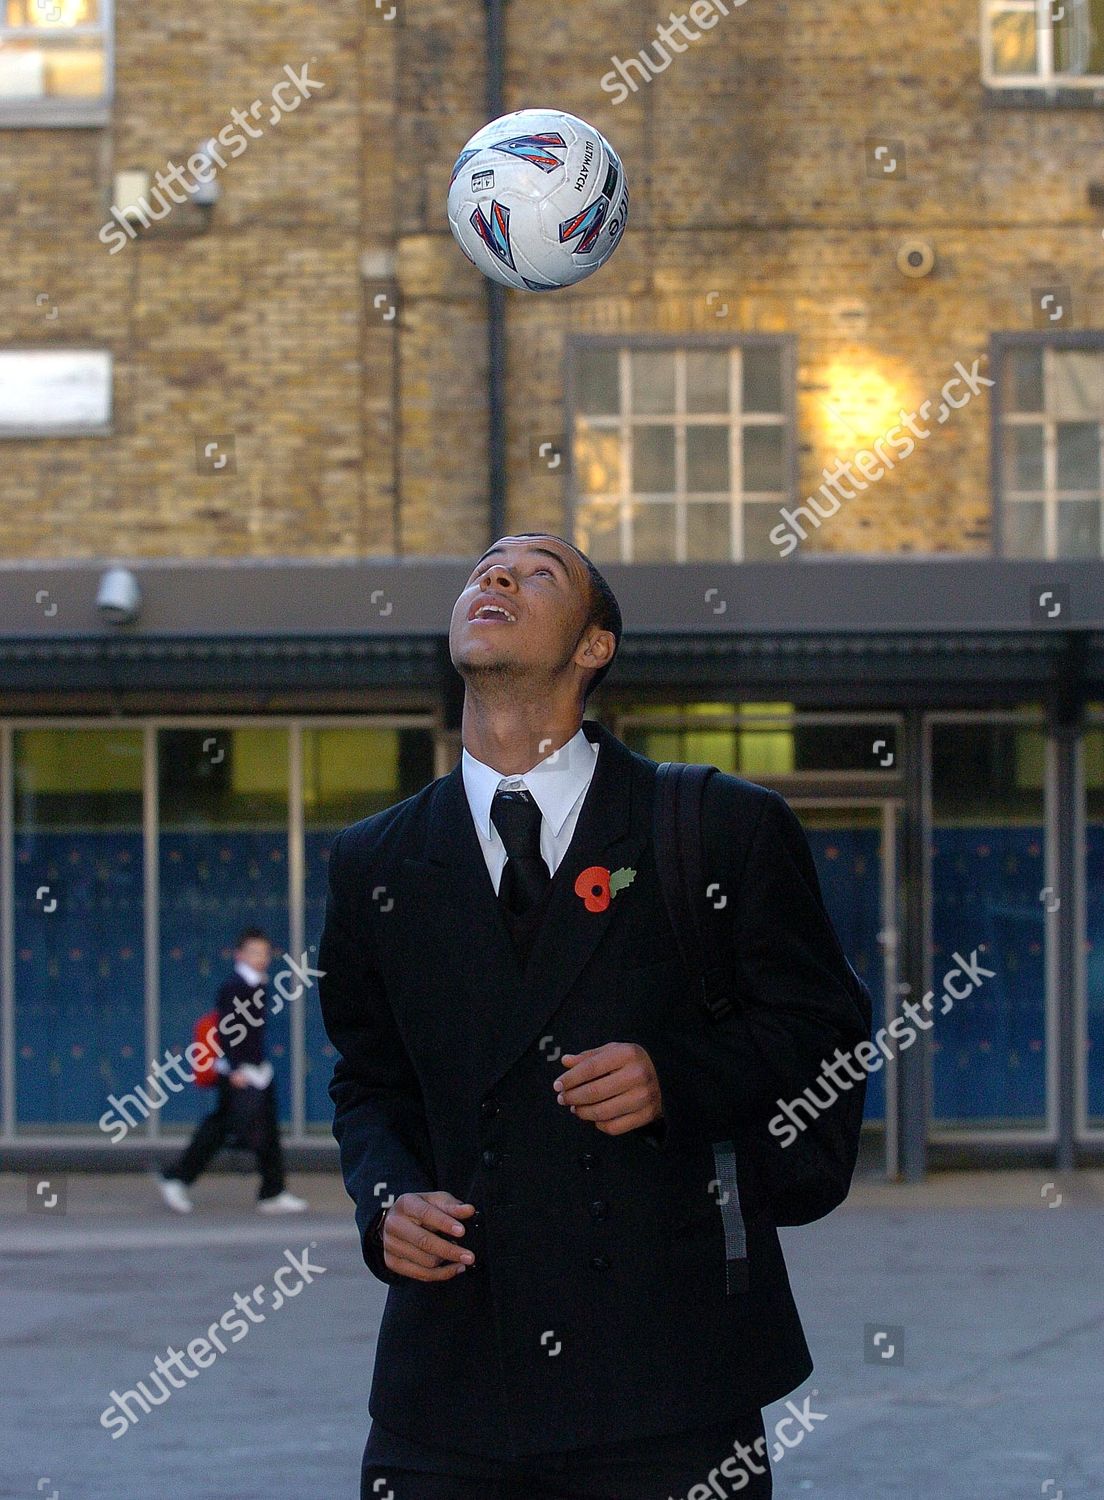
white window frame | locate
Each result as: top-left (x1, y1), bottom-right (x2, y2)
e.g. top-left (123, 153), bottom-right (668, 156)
top-left (0, 0), bottom-right (114, 128)
top-left (996, 339), bottom-right (1104, 560)
top-left (982, 0), bottom-right (1104, 89)
top-left (567, 338), bottom-right (794, 565)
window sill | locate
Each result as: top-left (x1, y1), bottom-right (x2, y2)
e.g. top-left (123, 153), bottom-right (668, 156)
top-left (0, 101), bottom-right (110, 129)
top-left (981, 82), bottom-right (1104, 109)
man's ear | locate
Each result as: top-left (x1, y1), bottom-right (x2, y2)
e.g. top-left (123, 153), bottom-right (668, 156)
top-left (577, 627), bottom-right (614, 671)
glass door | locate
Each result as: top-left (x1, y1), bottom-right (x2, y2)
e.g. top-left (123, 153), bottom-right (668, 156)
top-left (787, 799), bottom-right (900, 1177)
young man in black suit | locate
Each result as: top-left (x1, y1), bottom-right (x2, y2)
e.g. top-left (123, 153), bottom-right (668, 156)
top-left (159, 927), bottom-right (307, 1215)
top-left (318, 534), bottom-right (870, 1499)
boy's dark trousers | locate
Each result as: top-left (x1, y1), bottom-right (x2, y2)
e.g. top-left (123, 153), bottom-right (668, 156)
top-left (166, 1077), bottom-right (286, 1200)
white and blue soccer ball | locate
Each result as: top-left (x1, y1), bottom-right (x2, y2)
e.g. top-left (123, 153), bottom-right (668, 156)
top-left (447, 108), bottom-right (629, 291)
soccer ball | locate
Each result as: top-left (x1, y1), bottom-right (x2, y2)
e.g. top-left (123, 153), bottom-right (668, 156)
top-left (447, 108), bottom-right (629, 292)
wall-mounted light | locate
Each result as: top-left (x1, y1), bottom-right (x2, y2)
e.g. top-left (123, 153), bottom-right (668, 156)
top-left (96, 567), bottom-right (142, 626)
top-left (896, 240), bottom-right (936, 279)
top-left (187, 139), bottom-right (222, 208)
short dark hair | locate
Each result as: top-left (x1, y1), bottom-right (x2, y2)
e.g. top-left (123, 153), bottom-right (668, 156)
top-left (511, 533), bottom-right (622, 704)
top-left (235, 926), bottom-right (270, 950)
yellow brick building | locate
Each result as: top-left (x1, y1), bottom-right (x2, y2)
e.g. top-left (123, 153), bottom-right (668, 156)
top-left (0, 1), bottom-right (1102, 1175)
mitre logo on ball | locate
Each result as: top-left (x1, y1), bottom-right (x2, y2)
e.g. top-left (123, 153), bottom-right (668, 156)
top-left (447, 108), bottom-right (630, 291)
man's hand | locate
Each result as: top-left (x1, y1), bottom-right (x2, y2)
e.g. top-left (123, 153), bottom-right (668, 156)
top-left (228, 1069), bottom-right (248, 1089)
top-left (554, 1043), bottom-right (664, 1135)
top-left (381, 1191), bottom-right (477, 1282)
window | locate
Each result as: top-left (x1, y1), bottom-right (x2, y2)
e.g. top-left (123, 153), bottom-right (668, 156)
top-left (994, 338), bottom-right (1104, 558)
top-left (568, 339), bottom-right (793, 563)
top-left (0, 0), bottom-right (112, 126)
top-left (982, 0), bottom-right (1104, 90)
top-left (0, 350), bottom-right (112, 436)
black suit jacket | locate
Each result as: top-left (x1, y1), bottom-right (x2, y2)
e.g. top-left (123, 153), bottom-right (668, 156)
top-left (317, 718), bottom-right (870, 1460)
top-left (216, 971), bottom-right (267, 1068)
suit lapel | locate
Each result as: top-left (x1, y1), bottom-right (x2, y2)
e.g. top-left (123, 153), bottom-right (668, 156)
top-left (399, 719), bottom-right (650, 1098)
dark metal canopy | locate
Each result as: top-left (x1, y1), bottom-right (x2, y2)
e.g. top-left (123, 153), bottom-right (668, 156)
top-left (0, 557), bottom-right (1101, 709)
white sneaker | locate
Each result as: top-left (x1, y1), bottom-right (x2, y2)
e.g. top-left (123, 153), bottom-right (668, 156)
top-left (257, 1190), bottom-right (308, 1214)
top-left (158, 1176), bottom-right (193, 1214)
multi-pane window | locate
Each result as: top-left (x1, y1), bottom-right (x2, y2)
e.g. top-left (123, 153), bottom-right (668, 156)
top-left (982, 0), bottom-right (1104, 88)
top-left (998, 342), bottom-right (1104, 558)
top-left (569, 340), bottom-right (792, 563)
top-left (0, 0), bottom-right (112, 126)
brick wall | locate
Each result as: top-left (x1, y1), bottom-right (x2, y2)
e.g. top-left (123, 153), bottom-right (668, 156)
top-left (0, 0), bottom-right (1099, 561)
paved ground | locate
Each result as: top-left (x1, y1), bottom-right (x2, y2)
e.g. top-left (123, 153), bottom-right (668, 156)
top-left (1, 1167), bottom-right (1101, 1500)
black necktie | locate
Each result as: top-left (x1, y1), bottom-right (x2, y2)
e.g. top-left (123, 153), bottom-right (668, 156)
top-left (490, 787), bottom-right (551, 919)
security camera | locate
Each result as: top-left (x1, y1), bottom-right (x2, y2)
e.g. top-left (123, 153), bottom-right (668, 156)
top-left (896, 240), bottom-right (935, 279)
top-left (96, 567), bottom-right (142, 625)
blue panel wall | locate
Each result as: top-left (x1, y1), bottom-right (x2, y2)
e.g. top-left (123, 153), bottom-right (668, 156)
top-left (305, 831), bottom-right (340, 1127)
top-left (1087, 822), bottom-right (1104, 1121)
top-left (14, 832), bottom-right (145, 1127)
top-left (930, 826), bottom-right (1047, 1125)
top-left (805, 828), bottom-right (885, 1122)
top-left (158, 831), bottom-right (290, 1126)
top-left (8, 820), bottom-right (1070, 1135)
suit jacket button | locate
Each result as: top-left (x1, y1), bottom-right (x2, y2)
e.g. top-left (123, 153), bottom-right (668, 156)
top-left (588, 1198), bottom-right (608, 1220)
top-left (578, 1151), bottom-right (598, 1170)
top-left (482, 1149), bottom-right (499, 1169)
top-left (590, 1254), bottom-right (611, 1271)
top-left (480, 1099), bottom-right (500, 1119)
top-left (469, 1209), bottom-right (484, 1229)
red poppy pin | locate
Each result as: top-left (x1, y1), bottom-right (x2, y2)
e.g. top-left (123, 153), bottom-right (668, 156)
top-left (574, 864), bottom-right (636, 913)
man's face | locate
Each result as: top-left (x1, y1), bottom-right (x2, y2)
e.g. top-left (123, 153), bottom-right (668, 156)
top-left (237, 939), bottom-right (272, 976)
top-left (450, 535), bottom-right (608, 693)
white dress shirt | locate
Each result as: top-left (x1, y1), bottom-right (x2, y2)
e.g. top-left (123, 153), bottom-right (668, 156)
top-left (226, 959), bottom-right (273, 1087)
top-left (462, 726), bottom-right (600, 896)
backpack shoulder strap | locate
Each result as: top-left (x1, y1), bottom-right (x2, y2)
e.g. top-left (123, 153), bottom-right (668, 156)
top-left (653, 761), bottom-right (734, 1024)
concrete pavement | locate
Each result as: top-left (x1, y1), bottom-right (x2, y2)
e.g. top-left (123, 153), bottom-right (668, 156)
top-left (1, 1168), bottom-right (1101, 1499)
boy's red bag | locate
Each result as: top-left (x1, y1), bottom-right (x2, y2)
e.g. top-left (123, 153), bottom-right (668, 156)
top-left (192, 1010), bottom-right (221, 1087)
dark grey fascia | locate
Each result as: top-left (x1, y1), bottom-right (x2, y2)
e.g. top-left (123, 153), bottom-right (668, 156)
top-left (0, 556), bottom-right (1102, 639)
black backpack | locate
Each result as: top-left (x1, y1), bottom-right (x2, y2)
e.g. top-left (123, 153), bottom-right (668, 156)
top-left (653, 761), bottom-right (873, 1227)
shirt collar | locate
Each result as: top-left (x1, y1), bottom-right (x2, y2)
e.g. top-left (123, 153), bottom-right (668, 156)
top-left (235, 959), bottom-right (266, 987)
top-left (462, 726), bottom-right (599, 842)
